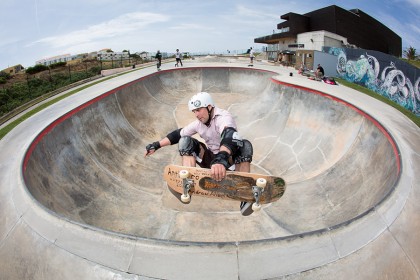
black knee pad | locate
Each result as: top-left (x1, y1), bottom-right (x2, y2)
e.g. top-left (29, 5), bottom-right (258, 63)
top-left (178, 136), bottom-right (200, 156)
top-left (233, 139), bottom-right (253, 164)
top-left (221, 127), bottom-right (243, 154)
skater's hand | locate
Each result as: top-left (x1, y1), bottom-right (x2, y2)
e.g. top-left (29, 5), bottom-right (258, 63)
top-left (211, 163), bottom-right (226, 181)
top-left (144, 141), bottom-right (160, 157)
top-left (144, 149), bottom-right (155, 157)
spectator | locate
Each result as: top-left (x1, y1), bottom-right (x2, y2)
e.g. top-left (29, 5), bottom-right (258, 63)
top-left (175, 49), bottom-right (183, 67)
top-left (249, 47), bottom-right (255, 66)
top-left (155, 50), bottom-right (162, 71)
top-left (316, 64), bottom-right (324, 79)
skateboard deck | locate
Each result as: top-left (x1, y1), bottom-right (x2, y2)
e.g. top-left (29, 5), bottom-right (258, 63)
top-left (163, 164), bottom-right (286, 210)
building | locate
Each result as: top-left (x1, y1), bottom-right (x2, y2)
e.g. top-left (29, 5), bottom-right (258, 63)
top-left (1, 64), bottom-right (24, 75)
top-left (36, 54), bottom-right (74, 66)
top-left (254, 5), bottom-right (402, 65)
top-left (97, 50), bottom-right (129, 61)
top-left (137, 52), bottom-right (150, 60)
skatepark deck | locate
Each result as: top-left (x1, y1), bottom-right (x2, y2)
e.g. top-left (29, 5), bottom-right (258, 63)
top-left (0, 59), bottom-right (419, 279)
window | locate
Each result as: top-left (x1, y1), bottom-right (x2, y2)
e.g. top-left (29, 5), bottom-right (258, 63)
top-left (288, 44), bottom-right (304, 48)
top-left (279, 27), bottom-right (290, 33)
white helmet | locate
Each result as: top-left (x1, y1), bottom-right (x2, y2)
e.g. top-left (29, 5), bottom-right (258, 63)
top-left (188, 92), bottom-right (215, 111)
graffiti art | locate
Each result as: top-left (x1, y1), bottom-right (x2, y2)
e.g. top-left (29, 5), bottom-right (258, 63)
top-left (328, 47), bottom-right (420, 117)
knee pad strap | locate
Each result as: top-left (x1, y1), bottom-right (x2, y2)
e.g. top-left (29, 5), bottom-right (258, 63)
top-left (178, 136), bottom-right (200, 156)
top-left (210, 151), bottom-right (231, 169)
top-left (234, 139), bottom-right (253, 163)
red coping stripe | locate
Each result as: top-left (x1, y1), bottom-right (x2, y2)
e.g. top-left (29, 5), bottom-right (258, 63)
top-left (21, 68), bottom-right (401, 177)
top-left (22, 67), bottom-right (275, 173)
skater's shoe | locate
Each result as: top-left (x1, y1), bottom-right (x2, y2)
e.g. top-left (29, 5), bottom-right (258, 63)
top-left (240, 201), bottom-right (253, 216)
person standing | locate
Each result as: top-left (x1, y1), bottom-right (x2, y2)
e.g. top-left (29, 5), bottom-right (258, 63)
top-left (175, 49), bottom-right (183, 67)
top-left (249, 47), bottom-right (255, 66)
top-left (155, 50), bottom-right (162, 71)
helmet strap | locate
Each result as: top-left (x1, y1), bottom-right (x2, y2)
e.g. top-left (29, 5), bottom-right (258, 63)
top-left (204, 106), bottom-right (214, 127)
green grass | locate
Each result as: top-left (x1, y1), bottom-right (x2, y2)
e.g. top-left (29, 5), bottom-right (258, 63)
top-left (0, 66), bottom-right (418, 140)
top-left (0, 77), bottom-right (113, 140)
top-left (401, 58), bottom-right (420, 69)
top-left (335, 78), bottom-right (420, 127)
top-left (0, 60), bottom-right (162, 140)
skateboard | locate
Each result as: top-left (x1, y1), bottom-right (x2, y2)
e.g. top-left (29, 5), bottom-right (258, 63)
top-left (248, 64), bottom-right (254, 67)
top-left (156, 61), bottom-right (161, 71)
top-left (163, 164), bottom-right (286, 211)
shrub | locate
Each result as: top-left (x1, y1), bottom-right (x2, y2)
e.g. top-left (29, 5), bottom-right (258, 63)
top-left (49, 61), bottom-right (67, 69)
top-left (26, 64), bottom-right (49, 75)
top-left (0, 71), bottom-right (11, 79)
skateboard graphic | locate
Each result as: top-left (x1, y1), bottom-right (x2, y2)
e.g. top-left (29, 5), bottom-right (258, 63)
top-left (164, 164), bottom-right (286, 211)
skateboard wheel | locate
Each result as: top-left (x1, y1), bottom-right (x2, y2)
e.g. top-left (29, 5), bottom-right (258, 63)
top-left (256, 178), bottom-right (267, 188)
top-left (181, 193), bottom-right (190, 203)
top-left (179, 170), bottom-right (189, 179)
top-left (252, 203), bottom-right (262, 211)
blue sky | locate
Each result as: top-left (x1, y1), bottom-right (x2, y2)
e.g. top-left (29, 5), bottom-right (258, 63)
top-left (1, 0), bottom-right (419, 70)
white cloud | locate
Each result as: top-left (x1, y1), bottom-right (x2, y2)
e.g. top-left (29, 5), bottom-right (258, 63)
top-left (406, 0), bottom-right (420, 7)
top-left (404, 23), bottom-right (420, 48)
top-left (236, 4), bottom-right (278, 20)
top-left (375, 11), bottom-right (420, 48)
top-left (27, 12), bottom-right (169, 49)
top-left (0, 37), bottom-right (20, 48)
top-left (409, 23), bottom-right (420, 34)
top-left (170, 23), bottom-right (213, 30)
top-left (1, 0), bottom-right (418, 69)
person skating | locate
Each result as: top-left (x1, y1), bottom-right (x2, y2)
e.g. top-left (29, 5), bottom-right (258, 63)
top-left (144, 92), bottom-right (254, 215)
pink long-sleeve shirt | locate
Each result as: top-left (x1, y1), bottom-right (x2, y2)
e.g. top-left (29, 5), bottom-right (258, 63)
top-left (180, 107), bottom-right (237, 154)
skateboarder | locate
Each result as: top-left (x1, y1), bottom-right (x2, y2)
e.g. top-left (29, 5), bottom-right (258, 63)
top-left (155, 50), bottom-right (162, 71)
top-left (144, 92), bottom-right (254, 215)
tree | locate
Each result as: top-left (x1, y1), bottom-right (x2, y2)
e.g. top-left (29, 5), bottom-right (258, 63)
top-left (403, 46), bottom-right (418, 60)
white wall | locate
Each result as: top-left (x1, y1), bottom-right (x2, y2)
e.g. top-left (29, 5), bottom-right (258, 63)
top-left (297, 31), bottom-right (348, 51)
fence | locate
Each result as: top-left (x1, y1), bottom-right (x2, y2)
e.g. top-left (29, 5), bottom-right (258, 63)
top-left (0, 58), bottom-right (150, 120)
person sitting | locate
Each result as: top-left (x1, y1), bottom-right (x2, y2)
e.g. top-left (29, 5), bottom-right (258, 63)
top-left (316, 64), bottom-right (325, 79)
top-left (298, 62), bottom-right (307, 74)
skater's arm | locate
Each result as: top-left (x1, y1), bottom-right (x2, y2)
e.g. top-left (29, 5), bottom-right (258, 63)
top-left (144, 128), bottom-right (183, 157)
top-left (144, 137), bottom-right (171, 157)
top-left (210, 126), bottom-right (242, 181)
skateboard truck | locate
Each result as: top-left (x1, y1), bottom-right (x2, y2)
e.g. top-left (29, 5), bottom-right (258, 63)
top-left (251, 178), bottom-right (267, 211)
top-left (179, 170), bottom-right (193, 203)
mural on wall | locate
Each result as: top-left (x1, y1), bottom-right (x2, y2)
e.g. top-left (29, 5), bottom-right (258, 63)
top-left (326, 47), bottom-right (420, 117)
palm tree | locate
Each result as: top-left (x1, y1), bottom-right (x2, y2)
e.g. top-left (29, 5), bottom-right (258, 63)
top-left (403, 46), bottom-right (417, 60)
